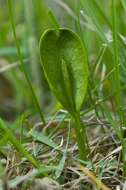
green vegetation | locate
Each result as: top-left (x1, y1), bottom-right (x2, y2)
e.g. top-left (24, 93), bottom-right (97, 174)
top-left (40, 28), bottom-right (89, 160)
top-left (1, 0), bottom-right (126, 189)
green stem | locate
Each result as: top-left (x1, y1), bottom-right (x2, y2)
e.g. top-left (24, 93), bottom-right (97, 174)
top-left (73, 113), bottom-right (88, 161)
top-left (7, 0), bottom-right (46, 125)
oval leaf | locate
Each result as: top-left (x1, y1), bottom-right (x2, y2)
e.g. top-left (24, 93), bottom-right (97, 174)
top-left (39, 28), bottom-right (88, 114)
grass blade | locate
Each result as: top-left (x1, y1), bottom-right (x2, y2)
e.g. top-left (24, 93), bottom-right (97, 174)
top-left (55, 122), bottom-right (70, 178)
top-left (30, 129), bottom-right (58, 149)
top-left (7, 0), bottom-right (46, 125)
top-left (0, 119), bottom-right (39, 168)
top-left (80, 0), bottom-right (107, 42)
top-left (48, 10), bottom-right (60, 33)
top-left (112, 0), bottom-right (122, 115)
top-left (121, 0), bottom-right (126, 12)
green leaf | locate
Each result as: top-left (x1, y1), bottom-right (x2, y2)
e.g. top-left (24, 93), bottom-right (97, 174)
top-left (30, 129), bottom-right (58, 149)
top-left (121, 0), bottom-right (126, 12)
top-left (39, 28), bottom-right (88, 114)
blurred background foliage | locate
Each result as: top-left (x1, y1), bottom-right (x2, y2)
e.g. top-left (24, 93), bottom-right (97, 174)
top-left (0, 0), bottom-right (126, 121)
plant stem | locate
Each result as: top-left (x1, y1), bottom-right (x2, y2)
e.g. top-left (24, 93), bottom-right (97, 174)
top-left (24, 0), bottom-right (40, 85)
top-left (7, 0), bottom-right (46, 125)
top-left (73, 112), bottom-right (88, 161)
top-left (112, 0), bottom-right (126, 175)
